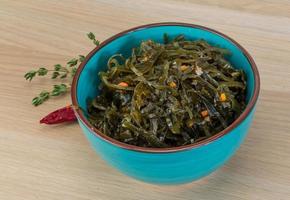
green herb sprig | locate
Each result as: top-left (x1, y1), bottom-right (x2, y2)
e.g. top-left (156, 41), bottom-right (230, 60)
top-left (87, 32), bottom-right (100, 46)
top-left (25, 33), bottom-right (99, 106)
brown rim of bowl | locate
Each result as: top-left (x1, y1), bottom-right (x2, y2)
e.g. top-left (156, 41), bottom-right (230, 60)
top-left (71, 22), bottom-right (260, 153)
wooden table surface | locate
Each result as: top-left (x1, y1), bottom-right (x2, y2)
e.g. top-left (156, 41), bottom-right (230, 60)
top-left (1, 0), bottom-right (290, 199)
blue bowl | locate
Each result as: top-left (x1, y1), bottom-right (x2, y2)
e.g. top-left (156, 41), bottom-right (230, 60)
top-left (71, 22), bottom-right (260, 185)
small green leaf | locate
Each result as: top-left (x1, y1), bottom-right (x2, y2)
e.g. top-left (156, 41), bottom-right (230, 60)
top-left (60, 73), bottom-right (67, 79)
top-left (54, 64), bottom-right (62, 71)
top-left (67, 58), bottom-right (78, 67)
top-left (87, 32), bottom-right (100, 46)
top-left (37, 67), bottom-right (48, 76)
top-left (51, 84), bottom-right (67, 96)
top-left (32, 91), bottom-right (50, 106)
top-left (78, 55), bottom-right (85, 62)
top-left (32, 97), bottom-right (40, 106)
top-left (87, 32), bottom-right (95, 40)
top-left (39, 91), bottom-right (50, 99)
top-left (71, 67), bottom-right (77, 77)
top-left (93, 40), bottom-right (100, 46)
top-left (51, 71), bottom-right (60, 79)
top-left (24, 70), bottom-right (37, 81)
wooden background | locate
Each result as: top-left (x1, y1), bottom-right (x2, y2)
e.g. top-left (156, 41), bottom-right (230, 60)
top-left (1, 0), bottom-right (290, 199)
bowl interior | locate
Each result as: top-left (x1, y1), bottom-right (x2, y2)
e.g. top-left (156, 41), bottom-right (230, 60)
top-left (75, 25), bottom-right (256, 121)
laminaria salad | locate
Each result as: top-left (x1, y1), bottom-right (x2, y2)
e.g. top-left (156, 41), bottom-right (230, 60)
top-left (86, 34), bottom-right (246, 148)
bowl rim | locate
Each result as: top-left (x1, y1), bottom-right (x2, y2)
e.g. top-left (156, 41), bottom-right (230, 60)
top-left (71, 22), bottom-right (260, 153)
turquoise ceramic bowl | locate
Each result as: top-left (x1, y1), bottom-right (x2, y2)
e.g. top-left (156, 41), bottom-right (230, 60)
top-left (71, 23), bottom-right (260, 185)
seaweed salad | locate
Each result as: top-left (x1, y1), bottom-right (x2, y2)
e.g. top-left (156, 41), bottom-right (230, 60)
top-left (87, 34), bottom-right (246, 148)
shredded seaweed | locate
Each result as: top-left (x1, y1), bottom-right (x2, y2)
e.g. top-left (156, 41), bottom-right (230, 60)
top-left (87, 34), bottom-right (246, 148)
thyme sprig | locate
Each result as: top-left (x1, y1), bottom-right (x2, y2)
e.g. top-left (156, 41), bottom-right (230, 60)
top-left (25, 33), bottom-right (99, 106)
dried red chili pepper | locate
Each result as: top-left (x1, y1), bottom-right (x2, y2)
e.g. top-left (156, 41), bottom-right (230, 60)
top-left (40, 105), bottom-right (77, 124)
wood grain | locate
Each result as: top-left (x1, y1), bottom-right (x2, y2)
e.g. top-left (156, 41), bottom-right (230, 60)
top-left (1, 0), bottom-right (290, 199)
